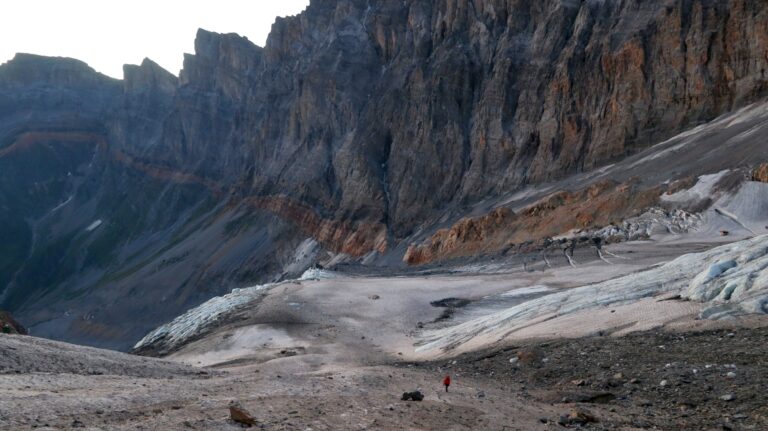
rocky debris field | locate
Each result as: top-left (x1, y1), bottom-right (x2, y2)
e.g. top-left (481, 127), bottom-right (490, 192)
top-left (420, 326), bottom-right (768, 430)
top-left (2, 324), bottom-right (768, 430)
top-left (0, 334), bottom-right (208, 378)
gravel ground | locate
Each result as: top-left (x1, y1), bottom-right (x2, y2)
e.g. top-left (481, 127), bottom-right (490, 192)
top-left (2, 324), bottom-right (766, 430)
top-left (0, 333), bottom-right (208, 378)
top-left (420, 325), bottom-right (768, 430)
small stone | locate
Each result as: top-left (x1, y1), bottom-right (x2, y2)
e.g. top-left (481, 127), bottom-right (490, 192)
top-left (516, 350), bottom-right (538, 364)
top-left (558, 408), bottom-right (597, 426)
top-left (229, 401), bottom-right (257, 427)
top-left (401, 390), bottom-right (424, 401)
top-left (720, 394), bottom-right (736, 402)
top-left (509, 357), bottom-right (519, 365)
top-left (612, 373), bottom-right (624, 380)
top-left (629, 378), bottom-right (640, 384)
top-left (726, 372), bottom-right (737, 379)
top-left (571, 379), bottom-right (587, 386)
top-left (660, 380), bottom-right (669, 387)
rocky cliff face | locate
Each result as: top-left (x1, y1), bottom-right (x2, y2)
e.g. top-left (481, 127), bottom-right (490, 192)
top-left (2, 0), bottom-right (768, 349)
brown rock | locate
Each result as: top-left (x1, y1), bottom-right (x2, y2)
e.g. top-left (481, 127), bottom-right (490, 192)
top-left (405, 179), bottom-right (663, 265)
top-left (516, 350), bottom-right (540, 365)
top-left (752, 163), bottom-right (768, 183)
top-left (558, 408), bottom-right (598, 426)
top-left (229, 401), bottom-right (256, 427)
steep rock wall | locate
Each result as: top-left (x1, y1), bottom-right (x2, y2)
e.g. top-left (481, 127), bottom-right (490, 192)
top-left (2, 0), bottom-right (768, 347)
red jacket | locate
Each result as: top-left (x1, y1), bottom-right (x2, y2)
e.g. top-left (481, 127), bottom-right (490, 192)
top-left (443, 375), bottom-right (451, 386)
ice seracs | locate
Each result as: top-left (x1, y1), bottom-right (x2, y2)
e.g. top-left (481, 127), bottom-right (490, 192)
top-left (299, 267), bottom-right (340, 281)
top-left (418, 235), bottom-right (768, 354)
top-left (133, 283), bottom-right (275, 355)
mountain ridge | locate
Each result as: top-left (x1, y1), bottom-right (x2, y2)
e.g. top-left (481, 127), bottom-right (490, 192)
top-left (2, 0), bottom-right (768, 349)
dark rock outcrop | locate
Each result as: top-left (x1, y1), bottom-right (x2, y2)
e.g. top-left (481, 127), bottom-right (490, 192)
top-left (2, 0), bottom-right (768, 349)
top-left (0, 311), bottom-right (27, 335)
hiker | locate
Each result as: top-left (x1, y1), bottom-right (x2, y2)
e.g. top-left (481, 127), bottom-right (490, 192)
top-left (443, 375), bottom-right (451, 392)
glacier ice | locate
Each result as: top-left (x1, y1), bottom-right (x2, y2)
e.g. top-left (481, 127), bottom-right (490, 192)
top-left (419, 235), bottom-right (768, 353)
top-left (133, 283), bottom-right (274, 353)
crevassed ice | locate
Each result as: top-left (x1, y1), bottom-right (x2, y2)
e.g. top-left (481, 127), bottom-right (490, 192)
top-left (418, 235), bottom-right (768, 353)
top-left (133, 283), bottom-right (274, 352)
top-left (299, 268), bottom-right (340, 281)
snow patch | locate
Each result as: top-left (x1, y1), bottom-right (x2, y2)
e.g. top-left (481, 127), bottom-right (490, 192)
top-left (50, 196), bottom-right (73, 213)
top-left (662, 170), bottom-right (730, 204)
top-left (283, 238), bottom-right (321, 275)
top-left (85, 220), bottom-right (103, 232)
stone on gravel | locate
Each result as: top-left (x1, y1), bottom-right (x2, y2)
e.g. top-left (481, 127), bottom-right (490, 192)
top-left (558, 408), bottom-right (597, 426)
top-left (229, 401), bottom-right (257, 427)
top-left (401, 391), bottom-right (424, 401)
top-left (516, 350), bottom-right (538, 365)
top-left (720, 394), bottom-right (736, 402)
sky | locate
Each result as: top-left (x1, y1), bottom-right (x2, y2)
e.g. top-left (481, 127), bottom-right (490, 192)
top-left (0, 0), bottom-right (310, 79)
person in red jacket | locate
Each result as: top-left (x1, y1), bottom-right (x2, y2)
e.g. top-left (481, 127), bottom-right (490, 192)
top-left (443, 375), bottom-right (451, 392)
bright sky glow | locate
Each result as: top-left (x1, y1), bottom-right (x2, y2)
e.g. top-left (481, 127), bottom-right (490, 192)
top-left (0, 1), bottom-right (310, 79)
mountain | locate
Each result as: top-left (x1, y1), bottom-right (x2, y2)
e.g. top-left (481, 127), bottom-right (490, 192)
top-left (2, 0), bottom-right (768, 350)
